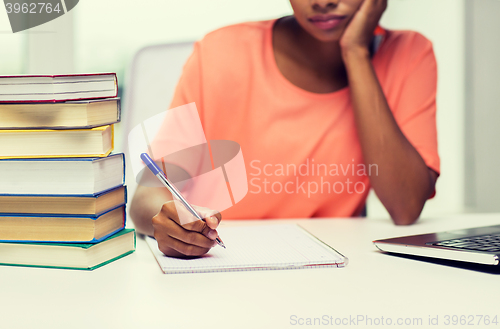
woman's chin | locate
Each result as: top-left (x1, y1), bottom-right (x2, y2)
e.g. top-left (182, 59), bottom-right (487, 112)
top-left (309, 31), bottom-right (343, 43)
top-left (300, 24), bottom-right (344, 43)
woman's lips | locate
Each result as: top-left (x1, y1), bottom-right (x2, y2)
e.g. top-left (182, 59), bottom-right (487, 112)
top-left (309, 15), bottom-right (347, 31)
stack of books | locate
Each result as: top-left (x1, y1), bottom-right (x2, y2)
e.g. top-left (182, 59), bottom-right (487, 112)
top-left (0, 73), bottom-right (135, 270)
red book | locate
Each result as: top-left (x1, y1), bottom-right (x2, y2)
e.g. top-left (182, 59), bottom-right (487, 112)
top-left (0, 73), bottom-right (118, 103)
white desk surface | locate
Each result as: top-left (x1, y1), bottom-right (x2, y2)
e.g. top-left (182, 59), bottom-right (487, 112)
top-left (2, 213), bottom-right (500, 329)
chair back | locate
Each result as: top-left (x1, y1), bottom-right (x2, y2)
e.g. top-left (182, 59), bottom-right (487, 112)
top-left (121, 42), bottom-right (194, 197)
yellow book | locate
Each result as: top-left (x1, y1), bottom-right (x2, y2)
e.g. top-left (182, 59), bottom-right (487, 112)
top-left (0, 125), bottom-right (114, 158)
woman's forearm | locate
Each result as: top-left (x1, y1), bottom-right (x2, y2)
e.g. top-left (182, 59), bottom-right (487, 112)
top-left (342, 47), bottom-right (436, 224)
top-left (130, 163), bottom-right (191, 234)
top-left (130, 185), bottom-right (173, 236)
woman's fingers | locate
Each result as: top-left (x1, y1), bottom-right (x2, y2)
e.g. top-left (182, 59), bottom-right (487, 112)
top-left (193, 205), bottom-right (222, 229)
top-left (152, 213), bottom-right (214, 256)
top-left (161, 200), bottom-right (206, 230)
top-left (164, 200), bottom-right (222, 233)
top-left (152, 200), bottom-right (222, 257)
top-left (157, 234), bottom-right (212, 257)
top-left (166, 219), bottom-right (216, 249)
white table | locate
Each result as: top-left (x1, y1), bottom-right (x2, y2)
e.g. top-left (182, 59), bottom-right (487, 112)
top-left (2, 213), bottom-right (500, 329)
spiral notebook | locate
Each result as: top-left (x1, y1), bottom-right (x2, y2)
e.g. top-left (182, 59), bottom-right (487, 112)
top-left (146, 224), bottom-right (347, 274)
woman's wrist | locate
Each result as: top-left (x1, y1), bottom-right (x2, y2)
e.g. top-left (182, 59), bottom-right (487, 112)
top-left (341, 45), bottom-right (371, 65)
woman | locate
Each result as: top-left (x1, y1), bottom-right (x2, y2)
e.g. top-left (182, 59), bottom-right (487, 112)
top-left (130, 0), bottom-right (440, 257)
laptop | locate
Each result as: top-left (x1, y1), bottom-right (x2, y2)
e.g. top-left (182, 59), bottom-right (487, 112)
top-left (373, 224), bottom-right (500, 265)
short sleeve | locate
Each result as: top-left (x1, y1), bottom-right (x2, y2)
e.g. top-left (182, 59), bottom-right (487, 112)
top-left (391, 34), bottom-right (440, 175)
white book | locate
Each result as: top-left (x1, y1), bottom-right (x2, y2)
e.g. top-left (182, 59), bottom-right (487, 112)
top-left (0, 73), bottom-right (117, 102)
top-left (0, 153), bottom-right (124, 196)
top-left (147, 224), bottom-right (347, 274)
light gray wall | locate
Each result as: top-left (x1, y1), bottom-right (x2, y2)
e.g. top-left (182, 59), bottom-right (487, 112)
top-left (25, 10), bottom-right (74, 74)
top-left (465, 0), bottom-right (500, 212)
top-left (368, 0), bottom-right (466, 218)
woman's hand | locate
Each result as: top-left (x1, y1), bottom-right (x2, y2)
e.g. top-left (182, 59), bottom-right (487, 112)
top-left (340, 0), bottom-right (387, 53)
top-left (152, 200), bottom-right (222, 258)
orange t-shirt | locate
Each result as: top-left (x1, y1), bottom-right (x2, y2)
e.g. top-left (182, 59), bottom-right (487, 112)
top-left (158, 19), bottom-right (440, 219)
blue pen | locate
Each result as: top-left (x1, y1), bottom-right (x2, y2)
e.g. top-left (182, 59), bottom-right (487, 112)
top-left (141, 153), bottom-right (226, 248)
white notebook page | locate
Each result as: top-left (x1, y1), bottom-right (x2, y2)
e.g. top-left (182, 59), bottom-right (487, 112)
top-left (146, 224), bottom-right (347, 274)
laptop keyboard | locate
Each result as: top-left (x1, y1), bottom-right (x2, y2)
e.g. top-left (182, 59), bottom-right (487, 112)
top-left (430, 233), bottom-right (500, 252)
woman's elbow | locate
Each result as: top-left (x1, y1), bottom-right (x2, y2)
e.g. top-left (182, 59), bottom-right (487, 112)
top-left (389, 173), bottom-right (437, 225)
top-left (391, 213), bottom-right (420, 225)
top-left (388, 201), bottom-right (425, 225)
